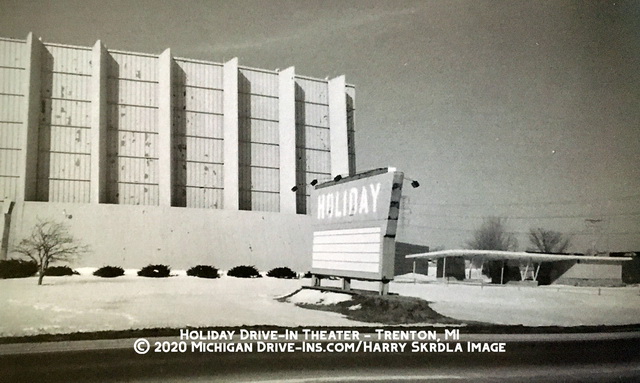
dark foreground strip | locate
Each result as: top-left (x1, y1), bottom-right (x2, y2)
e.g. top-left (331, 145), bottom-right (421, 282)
top-left (1, 323), bottom-right (640, 344)
top-left (0, 335), bottom-right (639, 382)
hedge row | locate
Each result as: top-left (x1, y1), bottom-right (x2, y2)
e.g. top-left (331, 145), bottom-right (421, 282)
top-left (0, 261), bottom-right (300, 280)
top-left (0, 260), bottom-right (37, 279)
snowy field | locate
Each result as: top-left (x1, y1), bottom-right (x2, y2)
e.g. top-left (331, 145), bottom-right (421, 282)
top-left (390, 275), bottom-right (640, 327)
top-left (0, 268), bottom-right (639, 337)
top-left (0, 269), bottom-right (362, 337)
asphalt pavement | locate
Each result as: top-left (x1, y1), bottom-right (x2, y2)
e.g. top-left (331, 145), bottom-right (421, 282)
top-left (1, 332), bottom-right (639, 382)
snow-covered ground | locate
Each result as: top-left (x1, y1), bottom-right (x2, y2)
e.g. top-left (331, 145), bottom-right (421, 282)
top-left (0, 269), bottom-right (365, 337)
top-left (0, 269), bottom-right (638, 337)
top-left (390, 275), bottom-right (640, 327)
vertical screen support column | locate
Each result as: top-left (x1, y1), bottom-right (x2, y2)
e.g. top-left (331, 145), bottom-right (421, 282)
top-left (278, 67), bottom-right (296, 214)
top-left (345, 85), bottom-right (356, 177)
top-left (328, 75), bottom-right (349, 178)
top-left (90, 40), bottom-right (108, 203)
top-left (223, 58), bottom-right (239, 210)
top-left (18, 32), bottom-right (43, 202)
top-left (158, 48), bottom-right (174, 207)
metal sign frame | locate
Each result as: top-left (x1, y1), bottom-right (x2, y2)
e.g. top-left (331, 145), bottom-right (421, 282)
top-left (309, 168), bottom-right (404, 292)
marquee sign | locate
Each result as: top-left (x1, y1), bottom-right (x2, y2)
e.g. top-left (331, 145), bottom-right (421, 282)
top-left (310, 168), bottom-right (404, 282)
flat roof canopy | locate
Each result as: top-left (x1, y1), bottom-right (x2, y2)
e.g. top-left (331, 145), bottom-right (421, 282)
top-left (406, 249), bottom-right (633, 264)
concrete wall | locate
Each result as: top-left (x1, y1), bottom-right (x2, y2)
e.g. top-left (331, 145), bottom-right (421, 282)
top-left (5, 201), bottom-right (313, 271)
top-left (622, 256), bottom-right (640, 284)
top-left (394, 242), bottom-right (429, 276)
top-left (553, 263), bottom-right (624, 287)
top-left (436, 257), bottom-right (466, 280)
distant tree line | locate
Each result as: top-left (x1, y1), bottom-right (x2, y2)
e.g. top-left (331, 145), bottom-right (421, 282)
top-left (464, 217), bottom-right (572, 283)
top-left (465, 216), bottom-right (571, 254)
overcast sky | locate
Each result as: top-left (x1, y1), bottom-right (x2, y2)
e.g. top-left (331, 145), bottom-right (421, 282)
top-left (2, 0), bottom-right (638, 252)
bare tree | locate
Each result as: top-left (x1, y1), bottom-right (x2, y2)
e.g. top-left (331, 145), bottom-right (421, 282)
top-left (528, 228), bottom-right (571, 254)
top-left (466, 217), bottom-right (518, 251)
top-left (13, 220), bottom-right (88, 285)
top-left (466, 217), bottom-right (518, 283)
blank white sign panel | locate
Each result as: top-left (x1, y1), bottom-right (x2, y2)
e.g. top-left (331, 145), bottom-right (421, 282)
top-left (311, 227), bottom-right (382, 273)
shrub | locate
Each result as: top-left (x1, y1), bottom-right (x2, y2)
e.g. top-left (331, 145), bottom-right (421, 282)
top-left (93, 266), bottom-right (125, 278)
top-left (227, 265), bottom-right (261, 278)
top-left (267, 266), bottom-right (298, 279)
top-left (44, 265), bottom-right (77, 276)
top-left (0, 259), bottom-right (38, 279)
top-left (137, 264), bottom-right (171, 278)
top-left (187, 265), bottom-right (220, 279)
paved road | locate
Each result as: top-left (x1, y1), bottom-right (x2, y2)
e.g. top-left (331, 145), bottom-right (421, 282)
top-left (1, 333), bottom-right (639, 382)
